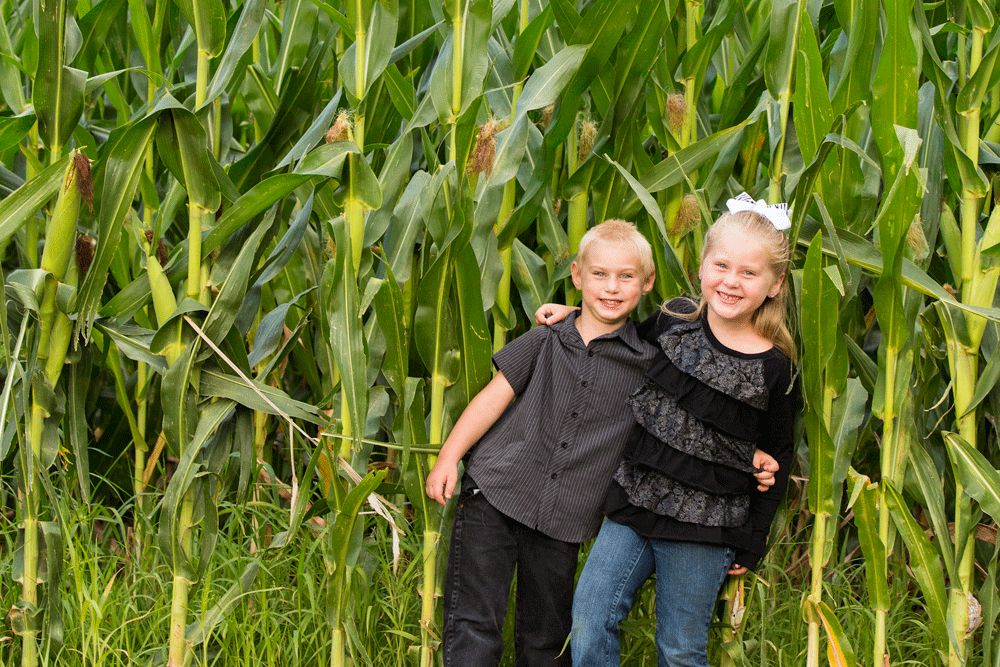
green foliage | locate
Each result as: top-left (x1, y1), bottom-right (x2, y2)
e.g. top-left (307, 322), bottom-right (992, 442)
top-left (3, 0), bottom-right (1000, 665)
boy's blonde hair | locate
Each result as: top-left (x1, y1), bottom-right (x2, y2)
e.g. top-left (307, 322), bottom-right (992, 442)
top-left (576, 219), bottom-right (655, 280)
top-left (665, 210), bottom-right (797, 361)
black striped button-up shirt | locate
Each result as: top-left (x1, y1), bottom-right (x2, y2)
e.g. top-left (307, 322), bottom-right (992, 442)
top-left (464, 311), bottom-right (657, 543)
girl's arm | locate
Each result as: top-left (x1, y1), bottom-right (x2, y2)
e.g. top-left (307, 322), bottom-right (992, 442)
top-left (534, 303), bottom-right (578, 325)
top-left (732, 451), bottom-right (778, 576)
top-left (753, 449), bottom-right (778, 492)
top-left (735, 371), bottom-right (800, 570)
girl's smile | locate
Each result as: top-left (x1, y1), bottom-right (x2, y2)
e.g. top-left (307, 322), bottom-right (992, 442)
top-left (699, 226), bottom-right (782, 333)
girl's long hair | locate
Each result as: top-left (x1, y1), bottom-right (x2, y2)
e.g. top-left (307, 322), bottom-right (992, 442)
top-left (664, 210), bottom-right (797, 362)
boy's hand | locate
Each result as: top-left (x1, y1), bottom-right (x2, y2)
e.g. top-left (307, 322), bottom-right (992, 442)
top-left (534, 303), bottom-right (576, 325)
top-left (426, 460), bottom-right (459, 506)
top-left (752, 449), bottom-right (779, 493)
top-left (728, 563), bottom-right (749, 576)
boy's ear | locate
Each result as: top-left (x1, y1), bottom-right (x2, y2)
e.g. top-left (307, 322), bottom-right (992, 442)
top-left (642, 272), bottom-right (656, 295)
top-left (570, 261), bottom-right (583, 289)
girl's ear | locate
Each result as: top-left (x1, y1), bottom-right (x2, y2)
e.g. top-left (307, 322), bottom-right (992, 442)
top-left (768, 274), bottom-right (785, 299)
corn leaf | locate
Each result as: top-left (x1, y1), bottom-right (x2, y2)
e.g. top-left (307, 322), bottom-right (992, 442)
top-left (34, 0), bottom-right (85, 150)
top-left (204, 0), bottom-right (267, 103)
top-left (172, 0), bottom-right (226, 58)
top-left (76, 116), bottom-right (158, 336)
top-left (453, 244), bottom-right (492, 408)
top-left (328, 216), bottom-right (369, 459)
top-left (792, 17), bottom-right (833, 165)
top-left (848, 473), bottom-right (888, 611)
top-left (0, 156), bottom-right (71, 245)
top-left (944, 432), bottom-right (1000, 525)
top-left (885, 481), bottom-right (950, 653)
top-left (383, 170), bottom-right (432, 282)
top-left (871, 0), bottom-right (919, 170)
top-left (340, 0), bottom-right (397, 104)
top-left (909, 443), bottom-right (958, 579)
top-left (546, 0), bottom-right (634, 146)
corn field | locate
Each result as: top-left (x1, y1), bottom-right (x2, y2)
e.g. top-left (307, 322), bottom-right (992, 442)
top-left (2, 0), bottom-right (1000, 665)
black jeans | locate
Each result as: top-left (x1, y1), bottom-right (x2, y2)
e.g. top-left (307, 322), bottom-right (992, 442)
top-left (442, 480), bottom-right (579, 667)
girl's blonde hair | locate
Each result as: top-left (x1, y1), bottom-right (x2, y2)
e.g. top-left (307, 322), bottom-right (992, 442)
top-left (577, 219), bottom-right (655, 280)
top-left (664, 210), bottom-right (797, 361)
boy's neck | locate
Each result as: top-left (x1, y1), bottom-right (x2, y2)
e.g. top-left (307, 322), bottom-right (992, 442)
top-left (575, 313), bottom-right (626, 345)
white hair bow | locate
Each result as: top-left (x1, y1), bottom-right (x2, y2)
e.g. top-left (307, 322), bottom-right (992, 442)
top-left (725, 192), bottom-right (792, 231)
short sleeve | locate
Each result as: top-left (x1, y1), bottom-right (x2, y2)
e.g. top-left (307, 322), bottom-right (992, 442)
top-left (492, 325), bottom-right (551, 395)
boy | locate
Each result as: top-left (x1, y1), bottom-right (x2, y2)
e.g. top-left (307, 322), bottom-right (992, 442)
top-left (426, 220), bottom-right (659, 667)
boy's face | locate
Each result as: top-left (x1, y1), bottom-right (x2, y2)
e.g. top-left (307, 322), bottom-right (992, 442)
top-left (571, 239), bottom-right (654, 330)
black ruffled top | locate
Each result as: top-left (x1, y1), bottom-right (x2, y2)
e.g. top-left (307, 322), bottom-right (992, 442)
top-left (605, 299), bottom-right (798, 570)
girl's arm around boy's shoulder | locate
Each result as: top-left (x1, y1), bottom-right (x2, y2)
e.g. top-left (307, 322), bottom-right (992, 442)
top-left (425, 372), bottom-right (516, 506)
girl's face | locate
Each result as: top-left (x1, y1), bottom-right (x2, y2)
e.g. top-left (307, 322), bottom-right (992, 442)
top-left (699, 225), bottom-right (783, 330)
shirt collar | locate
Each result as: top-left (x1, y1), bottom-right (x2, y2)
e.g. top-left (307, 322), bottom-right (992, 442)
top-left (552, 310), bottom-right (647, 353)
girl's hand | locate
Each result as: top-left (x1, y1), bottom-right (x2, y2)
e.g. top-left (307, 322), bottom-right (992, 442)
top-left (752, 449), bottom-right (779, 492)
top-left (534, 303), bottom-right (577, 325)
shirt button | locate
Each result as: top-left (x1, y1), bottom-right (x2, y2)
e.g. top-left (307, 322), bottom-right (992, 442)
top-left (551, 473), bottom-right (558, 479)
top-left (571, 412), bottom-right (578, 418)
top-left (588, 350), bottom-right (594, 357)
top-left (582, 380), bottom-right (588, 387)
top-left (560, 442), bottom-right (568, 448)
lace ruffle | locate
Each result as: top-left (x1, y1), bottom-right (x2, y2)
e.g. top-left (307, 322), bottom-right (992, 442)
top-left (628, 382), bottom-right (758, 473)
top-left (656, 319), bottom-right (769, 410)
top-left (613, 462), bottom-right (750, 528)
top-left (643, 356), bottom-right (761, 440)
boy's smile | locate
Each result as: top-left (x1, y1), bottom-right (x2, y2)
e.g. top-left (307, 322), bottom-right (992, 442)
top-left (571, 239), bottom-right (654, 339)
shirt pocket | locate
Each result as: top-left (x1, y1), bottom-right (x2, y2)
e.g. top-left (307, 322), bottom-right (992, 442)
top-left (587, 378), bottom-right (641, 421)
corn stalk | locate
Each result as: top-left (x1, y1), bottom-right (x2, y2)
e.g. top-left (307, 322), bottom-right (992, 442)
top-left (19, 153), bottom-right (88, 667)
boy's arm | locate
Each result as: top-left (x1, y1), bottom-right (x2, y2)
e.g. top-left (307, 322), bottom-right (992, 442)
top-left (425, 372), bottom-right (516, 506)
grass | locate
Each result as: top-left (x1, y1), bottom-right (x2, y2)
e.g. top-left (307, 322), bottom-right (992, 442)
top-left (0, 480), bottom-right (990, 667)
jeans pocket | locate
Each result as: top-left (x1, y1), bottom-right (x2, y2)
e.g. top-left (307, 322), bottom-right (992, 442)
top-left (456, 475), bottom-right (480, 508)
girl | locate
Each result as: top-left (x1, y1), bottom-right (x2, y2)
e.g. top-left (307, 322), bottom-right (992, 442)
top-left (536, 194), bottom-right (799, 667)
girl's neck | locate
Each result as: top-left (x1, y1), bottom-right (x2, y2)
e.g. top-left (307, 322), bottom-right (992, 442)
top-left (705, 309), bottom-right (773, 354)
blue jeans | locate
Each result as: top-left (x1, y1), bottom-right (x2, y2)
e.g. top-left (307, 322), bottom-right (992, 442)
top-left (443, 480), bottom-right (579, 667)
top-left (571, 519), bottom-right (734, 667)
